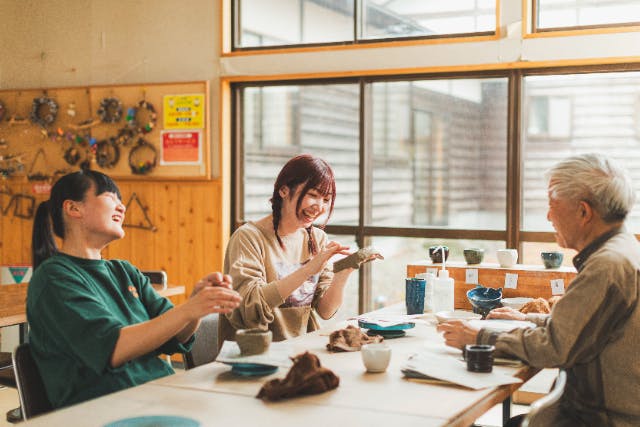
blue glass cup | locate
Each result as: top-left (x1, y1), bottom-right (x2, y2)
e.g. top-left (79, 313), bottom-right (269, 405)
top-left (405, 278), bottom-right (426, 315)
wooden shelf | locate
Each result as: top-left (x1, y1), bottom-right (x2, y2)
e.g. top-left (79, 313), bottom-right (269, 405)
top-left (407, 261), bottom-right (577, 310)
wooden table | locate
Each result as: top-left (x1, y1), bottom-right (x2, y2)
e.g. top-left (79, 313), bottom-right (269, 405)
top-left (0, 284), bottom-right (185, 329)
top-left (22, 307), bottom-right (537, 427)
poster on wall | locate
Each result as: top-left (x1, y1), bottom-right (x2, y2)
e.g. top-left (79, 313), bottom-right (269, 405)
top-left (163, 94), bottom-right (205, 129)
top-left (160, 130), bottom-right (202, 165)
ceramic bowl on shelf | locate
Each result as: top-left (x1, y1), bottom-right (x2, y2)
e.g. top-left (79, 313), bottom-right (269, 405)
top-left (428, 245), bottom-right (449, 264)
top-left (463, 248), bottom-right (485, 265)
top-left (541, 251), bottom-right (564, 269)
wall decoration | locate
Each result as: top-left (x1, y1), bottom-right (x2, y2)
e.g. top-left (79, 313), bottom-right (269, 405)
top-left (122, 192), bottom-right (157, 232)
top-left (163, 94), bottom-right (205, 129)
top-left (160, 130), bottom-right (201, 165)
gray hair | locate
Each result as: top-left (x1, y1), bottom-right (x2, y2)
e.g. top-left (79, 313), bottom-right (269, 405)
top-left (545, 153), bottom-right (636, 223)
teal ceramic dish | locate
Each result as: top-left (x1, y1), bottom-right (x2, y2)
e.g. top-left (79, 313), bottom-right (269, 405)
top-left (223, 362), bottom-right (278, 377)
top-left (541, 251), bottom-right (564, 269)
top-left (358, 320), bottom-right (415, 331)
top-left (104, 416), bottom-right (200, 427)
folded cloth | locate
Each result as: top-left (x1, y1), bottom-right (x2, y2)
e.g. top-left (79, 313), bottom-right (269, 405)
top-left (326, 325), bottom-right (383, 352)
top-left (256, 352), bottom-right (339, 401)
top-left (519, 297), bottom-right (550, 314)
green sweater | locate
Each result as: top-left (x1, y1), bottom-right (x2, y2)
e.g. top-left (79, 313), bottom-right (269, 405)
top-left (27, 253), bottom-right (193, 408)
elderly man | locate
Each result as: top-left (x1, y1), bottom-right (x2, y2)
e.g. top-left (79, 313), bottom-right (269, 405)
top-left (437, 153), bottom-right (639, 426)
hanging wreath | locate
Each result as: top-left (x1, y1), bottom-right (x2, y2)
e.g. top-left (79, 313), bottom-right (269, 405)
top-left (97, 97), bottom-right (123, 123)
top-left (63, 146), bottom-right (82, 166)
top-left (126, 100), bottom-right (156, 134)
top-left (128, 138), bottom-right (157, 175)
top-left (0, 100), bottom-right (6, 122)
top-left (115, 127), bottom-right (137, 146)
top-left (95, 138), bottom-right (120, 169)
top-left (30, 96), bottom-right (59, 128)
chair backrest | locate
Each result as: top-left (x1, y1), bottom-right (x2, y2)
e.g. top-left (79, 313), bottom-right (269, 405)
top-left (521, 369), bottom-right (567, 427)
top-left (141, 270), bottom-right (168, 290)
top-left (12, 343), bottom-right (53, 420)
top-left (183, 313), bottom-right (219, 369)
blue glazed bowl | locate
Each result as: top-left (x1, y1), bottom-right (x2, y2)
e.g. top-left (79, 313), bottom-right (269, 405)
top-left (466, 285), bottom-right (503, 317)
top-left (541, 251), bottom-right (564, 269)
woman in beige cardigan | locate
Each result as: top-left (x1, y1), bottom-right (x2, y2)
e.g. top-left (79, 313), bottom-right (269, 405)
top-left (221, 154), bottom-right (357, 342)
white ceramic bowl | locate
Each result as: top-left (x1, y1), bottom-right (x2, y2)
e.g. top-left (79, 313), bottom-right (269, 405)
top-left (500, 297), bottom-right (533, 310)
top-left (434, 310), bottom-right (482, 324)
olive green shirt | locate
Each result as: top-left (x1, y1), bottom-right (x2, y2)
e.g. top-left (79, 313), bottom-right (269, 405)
top-left (27, 253), bottom-right (193, 408)
top-left (478, 228), bottom-right (640, 426)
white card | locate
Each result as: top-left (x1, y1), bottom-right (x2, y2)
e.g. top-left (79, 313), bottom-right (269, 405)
top-left (427, 268), bottom-right (439, 277)
top-left (504, 273), bottom-right (518, 289)
top-left (465, 269), bottom-right (478, 285)
top-left (551, 279), bottom-right (565, 295)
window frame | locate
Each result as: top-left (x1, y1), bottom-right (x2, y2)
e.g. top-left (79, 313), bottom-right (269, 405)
top-left (230, 63), bottom-right (640, 314)
top-left (230, 0), bottom-right (499, 53)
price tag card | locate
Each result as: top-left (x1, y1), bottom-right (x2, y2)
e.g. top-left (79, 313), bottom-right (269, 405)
top-left (551, 279), bottom-right (565, 295)
top-left (465, 269), bottom-right (479, 285)
top-left (427, 268), bottom-right (439, 277)
top-left (504, 273), bottom-right (519, 289)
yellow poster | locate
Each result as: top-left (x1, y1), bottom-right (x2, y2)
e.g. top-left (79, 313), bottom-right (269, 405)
top-left (163, 94), bottom-right (205, 129)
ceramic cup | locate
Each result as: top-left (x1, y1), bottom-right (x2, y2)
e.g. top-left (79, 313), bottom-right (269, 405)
top-left (235, 328), bottom-right (272, 356)
top-left (541, 251), bottom-right (564, 269)
top-left (405, 278), bottom-right (426, 315)
top-left (361, 343), bottom-right (392, 373)
top-left (428, 245), bottom-right (449, 264)
top-left (463, 248), bottom-right (485, 265)
top-left (464, 344), bottom-right (495, 373)
top-left (496, 249), bottom-right (518, 268)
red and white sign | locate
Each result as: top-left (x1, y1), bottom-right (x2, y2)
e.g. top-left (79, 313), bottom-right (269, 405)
top-left (160, 130), bottom-right (202, 165)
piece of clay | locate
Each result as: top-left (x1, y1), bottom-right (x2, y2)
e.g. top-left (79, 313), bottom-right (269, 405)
top-left (333, 246), bottom-right (383, 273)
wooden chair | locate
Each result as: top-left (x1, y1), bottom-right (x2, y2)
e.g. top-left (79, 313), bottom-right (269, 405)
top-left (183, 314), bottom-right (219, 369)
top-left (12, 343), bottom-right (53, 420)
top-left (521, 369), bottom-right (567, 427)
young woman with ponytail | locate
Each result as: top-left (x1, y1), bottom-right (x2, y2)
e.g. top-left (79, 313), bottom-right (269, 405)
top-left (28, 170), bottom-right (241, 409)
top-left (221, 154), bottom-right (357, 343)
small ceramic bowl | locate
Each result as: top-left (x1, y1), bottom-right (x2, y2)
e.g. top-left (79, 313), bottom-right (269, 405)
top-left (434, 310), bottom-right (482, 324)
top-left (235, 328), bottom-right (272, 356)
top-left (467, 285), bottom-right (503, 317)
top-left (500, 297), bottom-right (534, 310)
top-left (463, 248), bottom-right (485, 265)
top-left (541, 251), bottom-right (564, 269)
top-left (428, 245), bottom-right (449, 264)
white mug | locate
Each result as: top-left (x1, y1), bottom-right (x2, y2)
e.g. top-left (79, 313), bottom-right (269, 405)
top-left (361, 343), bottom-right (392, 373)
top-left (497, 249), bottom-right (518, 268)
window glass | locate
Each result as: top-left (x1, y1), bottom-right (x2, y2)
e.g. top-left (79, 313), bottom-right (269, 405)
top-left (536, 0), bottom-right (640, 30)
top-left (325, 234), bottom-right (359, 320)
top-left (369, 236), bottom-right (505, 309)
top-left (241, 84), bottom-right (360, 223)
top-left (362, 0), bottom-right (496, 39)
top-left (522, 72), bottom-right (640, 233)
top-left (369, 78), bottom-right (508, 229)
top-left (236, 0), bottom-right (353, 48)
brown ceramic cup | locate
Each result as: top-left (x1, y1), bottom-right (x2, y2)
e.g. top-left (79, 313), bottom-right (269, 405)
top-left (235, 328), bottom-right (272, 356)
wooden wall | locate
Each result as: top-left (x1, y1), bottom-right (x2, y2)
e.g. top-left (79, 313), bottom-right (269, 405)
top-left (0, 178), bottom-right (225, 302)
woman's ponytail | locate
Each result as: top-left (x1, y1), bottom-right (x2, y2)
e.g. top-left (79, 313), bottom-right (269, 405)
top-left (32, 201), bottom-right (58, 269)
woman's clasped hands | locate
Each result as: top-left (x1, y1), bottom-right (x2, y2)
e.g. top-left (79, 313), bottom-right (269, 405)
top-left (186, 272), bottom-right (242, 318)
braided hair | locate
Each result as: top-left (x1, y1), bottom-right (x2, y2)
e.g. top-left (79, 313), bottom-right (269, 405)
top-left (270, 154), bottom-right (336, 255)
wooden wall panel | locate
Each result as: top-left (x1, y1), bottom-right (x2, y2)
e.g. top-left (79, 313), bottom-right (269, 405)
top-left (1, 179), bottom-right (224, 305)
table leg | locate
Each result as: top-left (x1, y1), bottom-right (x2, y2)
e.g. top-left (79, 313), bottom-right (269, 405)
top-left (502, 396), bottom-right (512, 426)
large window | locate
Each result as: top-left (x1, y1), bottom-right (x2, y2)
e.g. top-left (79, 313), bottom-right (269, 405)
top-left (233, 67), bottom-right (640, 315)
top-left (233, 0), bottom-right (496, 50)
top-left (534, 0), bottom-right (640, 31)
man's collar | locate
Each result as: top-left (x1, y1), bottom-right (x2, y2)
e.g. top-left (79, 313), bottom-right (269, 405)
top-left (572, 225), bottom-right (624, 271)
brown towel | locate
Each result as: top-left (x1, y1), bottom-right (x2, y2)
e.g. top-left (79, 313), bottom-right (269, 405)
top-left (326, 325), bottom-right (384, 352)
top-left (256, 352), bottom-right (339, 401)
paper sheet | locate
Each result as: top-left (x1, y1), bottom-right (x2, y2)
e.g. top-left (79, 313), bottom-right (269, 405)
top-left (216, 341), bottom-right (293, 368)
top-left (354, 313), bottom-right (428, 327)
top-left (468, 319), bottom-right (536, 332)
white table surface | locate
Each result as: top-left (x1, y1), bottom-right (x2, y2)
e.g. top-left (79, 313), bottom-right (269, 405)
top-left (22, 307), bottom-right (535, 427)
